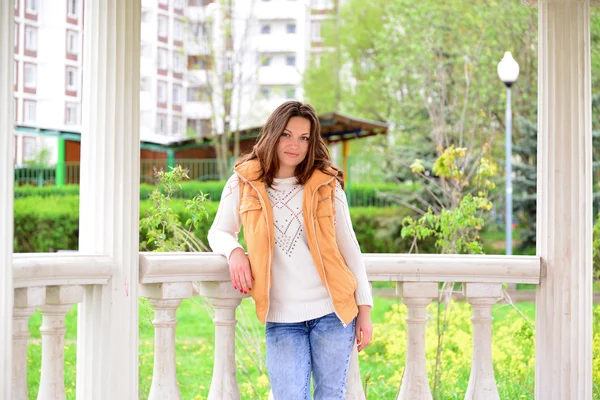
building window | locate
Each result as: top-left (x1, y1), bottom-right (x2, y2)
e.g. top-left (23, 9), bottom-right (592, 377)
top-left (66, 30), bottom-right (78, 55)
top-left (174, 0), bottom-right (184, 8)
top-left (311, 21), bottom-right (321, 41)
top-left (172, 117), bottom-right (182, 136)
top-left (25, 26), bottom-right (37, 51)
top-left (24, 63), bottom-right (36, 88)
top-left (158, 15), bottom-right (168, 38)
top-left (260, 24), bottom-right (270, 34)
top-left (23, 100), bottom-right (36, 123)
top-left (156, 114), bottom-right (167, 135)
top-left (14, 23), bottom-right (18, 48)
top-left (158, 0), bottom-right (168, 5)
top-left (158, 48), bottom-right (168, 70)
top-left (188, 55), bottom-right (209, 70)
top-left (67, 0), bottom-right (78, 18)
top-left (187, 87), bottom-right (206, 102)
top-left (141, 42), bottom-right (152, 59)
top-left (285, 87), bottom-right (295, 99)
top-left (286, 55), bottom-right (296, 66)
top-left (260, 56), bottom-right (271, 67)
top-left (25, 0), bottom-right (36, 13)
top-left (172, 84), bottom-right (182, 106)
top-left (187, 118), bottom-right (212, 136)
top-left (140, 77), bottom-right (151, 92)
top-left (141, 9), bottom-right (151, 23)
top-left (23, 137), bottom-right (36, 161)
top-left (14, 61), bottom-right (18, 87)
top-left (157, 81), bottom-right (167, 103)
top-left (65, 103), bottom-right (78, 125)
top-left (286, 24), bottom-right (296, 34)
top-left (174, 19), bottom-right (184, 41)
top-left (260, 86), bottom-right (270, 99)
top-left (173, 52), bottom-right (184, 72)
top-left (66, 67), bottom-right (77, 91)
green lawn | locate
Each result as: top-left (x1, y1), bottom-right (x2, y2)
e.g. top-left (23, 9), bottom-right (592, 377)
top-left (24, 296), bottom-right (600, 399)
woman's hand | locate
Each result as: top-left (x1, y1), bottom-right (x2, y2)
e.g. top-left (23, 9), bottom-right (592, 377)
top-left (355, 305), bottom-right (373, 352)
top-left (228, 248), bottom-right (253, 294)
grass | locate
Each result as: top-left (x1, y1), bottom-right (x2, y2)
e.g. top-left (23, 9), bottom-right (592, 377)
top-left (23, 295), bottom-right (600, 399)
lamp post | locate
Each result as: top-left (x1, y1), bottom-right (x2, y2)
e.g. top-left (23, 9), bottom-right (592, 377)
top-left (497, 52), bottom-right (520, 256)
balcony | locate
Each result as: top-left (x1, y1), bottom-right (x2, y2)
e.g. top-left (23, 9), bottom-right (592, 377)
top-left (258, 65), bottom-right (301, 86)
top-left (257, 36), bottom-right (301, 54)
top-left (253, 1), bottom-right (302, 21)
top-left (11, 252), bottom-right (540, 399)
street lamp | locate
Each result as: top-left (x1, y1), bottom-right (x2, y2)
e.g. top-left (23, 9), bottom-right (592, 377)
top-left (497, 51), bottom-right (520, 256)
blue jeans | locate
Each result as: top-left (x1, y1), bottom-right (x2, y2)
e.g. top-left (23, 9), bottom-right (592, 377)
top-left (265, 313), bottom-right (356, 400)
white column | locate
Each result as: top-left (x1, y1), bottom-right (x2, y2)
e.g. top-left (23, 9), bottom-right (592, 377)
top-left (397, 282), bottom-right (437, 400)
top-left (76, 1), bottom-right (141, 399)
top-left (140, 282), bottom-right (194, 400)
top-left (0, 0), bottom-right (15, 398)
top-left (197, 282), bottom-right (243, 400)
top-left (38, 286), bottom-right (83, 400)
top-left (464, 283), bottom-right (502, 400)
top-left (346, 345), bottom-right (366, 400)
top-left (13, 287), bottom-right (46, 400)
top-left (536, 1), bottom-right (592, 399)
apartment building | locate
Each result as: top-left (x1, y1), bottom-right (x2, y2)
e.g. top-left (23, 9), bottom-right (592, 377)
top-left (12, 0), bottom-right (317, 164)
top-left (13, 0), bottom-right (83, 165)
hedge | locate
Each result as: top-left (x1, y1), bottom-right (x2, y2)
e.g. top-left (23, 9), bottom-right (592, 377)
top-left (15, 181), bottom-right (403, 208)
top-left (14, 196), bottom-right (422, 254)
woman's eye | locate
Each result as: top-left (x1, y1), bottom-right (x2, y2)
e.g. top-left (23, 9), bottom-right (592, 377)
top-left (301, 137), bottom-right (309, 141)
top-left (281, 133), bottom-right (290, 137)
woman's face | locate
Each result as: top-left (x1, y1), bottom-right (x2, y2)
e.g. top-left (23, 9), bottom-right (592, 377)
top-left (276, 116), bottom-right (311, 174)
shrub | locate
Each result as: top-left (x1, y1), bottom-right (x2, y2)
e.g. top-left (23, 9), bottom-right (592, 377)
top-left (13, 196), bottom-right (80, 253)
top-left (14, 196), bottom-right (422, 253)
top-left (16, 181), bottom-right (401, 208)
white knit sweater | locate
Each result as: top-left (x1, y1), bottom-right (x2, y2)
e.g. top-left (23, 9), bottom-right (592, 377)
top-left (207, 174), bottom-right (373, 323)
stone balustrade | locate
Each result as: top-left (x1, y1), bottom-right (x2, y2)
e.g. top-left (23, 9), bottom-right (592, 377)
top-left (12, 252), bottom-right (540, 400)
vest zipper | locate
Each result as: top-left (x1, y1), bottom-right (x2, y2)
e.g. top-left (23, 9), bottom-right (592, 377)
top-left (236, 174), bottom-right (273, 322)
top-left (311, 177), bottom-right (347, 328)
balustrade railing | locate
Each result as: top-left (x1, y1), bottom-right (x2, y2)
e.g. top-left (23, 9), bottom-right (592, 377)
top-left (12, 252), bottom-right (540, 399)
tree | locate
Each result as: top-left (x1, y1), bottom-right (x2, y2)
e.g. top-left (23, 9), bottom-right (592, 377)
top-left (304, 0), bottom-right (540, 218)
top-left (187, 0), bottom-right (258, 179)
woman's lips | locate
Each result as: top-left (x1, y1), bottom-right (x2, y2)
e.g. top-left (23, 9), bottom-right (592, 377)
top-left (285, 152), bottom-right (299, 157)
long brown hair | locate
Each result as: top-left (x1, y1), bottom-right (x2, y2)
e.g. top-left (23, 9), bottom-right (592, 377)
top-left (235, 101), bottom-right (344, 188)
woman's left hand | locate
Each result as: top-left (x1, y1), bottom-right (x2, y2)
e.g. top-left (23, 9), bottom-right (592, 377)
top-left (355, 305), bottom-right (373, 352)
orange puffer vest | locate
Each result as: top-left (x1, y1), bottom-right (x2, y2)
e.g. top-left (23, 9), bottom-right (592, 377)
top-left (234, 159), bottom-right (359, 326)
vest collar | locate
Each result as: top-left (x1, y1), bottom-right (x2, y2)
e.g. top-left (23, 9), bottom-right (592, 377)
top-left (234, 159), bottom-right (337, 188)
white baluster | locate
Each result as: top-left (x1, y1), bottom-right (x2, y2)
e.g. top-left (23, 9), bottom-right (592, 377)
top-left (398, 282), bottom-right (437, 400)
top-left (37, 285), bottom-right (82, 400)
top-left (140, 282), bottom-right (194, 400)
top-left (196, 282), bottom-right (244, 400)
top-left (346, 344), bottom-right (366, 399)
top-left (464, 283), bottom-right (502, 400)
top-left (13, 287), bottom-right (46, 400)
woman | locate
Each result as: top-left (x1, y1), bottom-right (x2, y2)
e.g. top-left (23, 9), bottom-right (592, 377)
top-left (207, 101), bottom-right (373, 399)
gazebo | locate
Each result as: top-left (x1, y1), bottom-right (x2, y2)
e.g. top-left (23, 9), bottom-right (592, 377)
top-left (0, 0), bottom-right (593, 399)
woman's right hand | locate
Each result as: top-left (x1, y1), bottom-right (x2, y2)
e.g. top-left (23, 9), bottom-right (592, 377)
top-left (228, 248), bottom-right (253, 294)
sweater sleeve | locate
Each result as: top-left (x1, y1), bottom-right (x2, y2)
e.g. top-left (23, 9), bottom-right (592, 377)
top-left (207, 174), bottom-right (245, 260)
top-left (333, 181), bottom-right (374, 307)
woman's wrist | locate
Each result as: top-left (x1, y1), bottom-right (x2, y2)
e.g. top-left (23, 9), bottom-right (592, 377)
top-left (358, 305), bottom-right (371, 313)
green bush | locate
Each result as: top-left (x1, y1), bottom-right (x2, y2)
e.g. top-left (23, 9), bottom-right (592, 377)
top-left (14, 196), bottom-right (423, 254)
top-left (16, 181), bottom-right (402, 208)
top-left (14, 196), bottom-right (80, 252)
